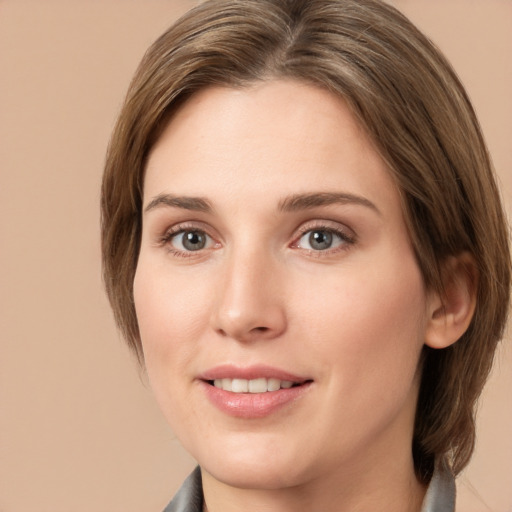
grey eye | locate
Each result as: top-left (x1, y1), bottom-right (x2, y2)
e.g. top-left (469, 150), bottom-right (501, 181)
top-left (173, 230), bottom-right (209, 251)
top-left (297, 229), bottom-right (347, 251)
top-left (308, 230), bottom-right (333, 250)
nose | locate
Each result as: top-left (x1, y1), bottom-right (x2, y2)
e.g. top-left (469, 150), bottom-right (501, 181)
top-left (211, 249), bottom-right (287, 343)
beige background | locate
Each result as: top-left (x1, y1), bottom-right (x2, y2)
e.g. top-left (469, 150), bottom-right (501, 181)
top-left (1, 1), bottom-right (511, 511)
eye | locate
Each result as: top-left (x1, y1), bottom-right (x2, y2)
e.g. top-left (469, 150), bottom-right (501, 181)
top-left (295, 228), bottom-right (354, 252)
top-left (169, 229), bottom-right (213, 252)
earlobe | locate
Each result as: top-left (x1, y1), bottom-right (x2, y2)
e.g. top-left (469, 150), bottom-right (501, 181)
top-left (424, 253), bottom-right (478, 350)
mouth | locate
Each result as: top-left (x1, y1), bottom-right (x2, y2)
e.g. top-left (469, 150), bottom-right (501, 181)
top-left (199, 367), bottom-right (313, 418)
top-left (207, 377), bottom-right (308, 393)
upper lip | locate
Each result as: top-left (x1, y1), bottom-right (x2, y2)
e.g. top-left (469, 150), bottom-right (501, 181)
top-left (198, 364), bottom-right (311, 383)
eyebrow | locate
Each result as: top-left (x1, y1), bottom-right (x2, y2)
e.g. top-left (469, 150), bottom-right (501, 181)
top-left (278, 192), bottom-right (380, 215)
top-left (144, 191), bottom-right (379, 216)
top-left (144, 194), bottom-right (213, 213)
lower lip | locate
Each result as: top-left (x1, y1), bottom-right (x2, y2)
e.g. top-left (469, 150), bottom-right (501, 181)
top-left (200, 381), bottom-right (313, 419)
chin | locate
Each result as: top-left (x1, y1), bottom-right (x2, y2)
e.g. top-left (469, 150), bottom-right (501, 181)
top-left (194, 437), bottom-right (313, 490)
top-left (205, 460), bottom-right (308, 491)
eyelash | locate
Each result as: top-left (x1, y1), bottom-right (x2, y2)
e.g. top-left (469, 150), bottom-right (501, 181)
top-left (292, 223), bottom-right (356, 255)
top-left (158, 222), bottom-right (356, 258)
top-left (158, 223), bottom-right (216, 258)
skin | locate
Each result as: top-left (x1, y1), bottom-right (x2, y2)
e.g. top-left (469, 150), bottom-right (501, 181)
top-left (134, 80), bottom-right (470, 511)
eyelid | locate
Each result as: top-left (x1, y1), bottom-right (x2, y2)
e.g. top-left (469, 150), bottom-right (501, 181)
top-left (157, 221), bottom-right (221, 256)
top-left (290, 220), bottom-right (357, 252)
top-left (158, 220), bottom-right (216, 241)
top-left (294, 219), bottom-right (356, 239)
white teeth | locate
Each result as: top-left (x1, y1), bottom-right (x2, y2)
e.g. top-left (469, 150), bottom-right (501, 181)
top-left (248, 378), bottom-right (267, 393)
top-left (212, 378), bottom-right (299, 393)
top-left (267, 378), bottom-right (280, 392)
top-left (222, 378), bottom-right (232, 391)
top-left (231, 378), bottom-right (248, 393)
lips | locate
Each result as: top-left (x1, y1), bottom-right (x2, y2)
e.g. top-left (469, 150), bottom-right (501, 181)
top-left (198, 365), bottom-right (313, 418)
top-left (200, 364), bottom-right (309, 383)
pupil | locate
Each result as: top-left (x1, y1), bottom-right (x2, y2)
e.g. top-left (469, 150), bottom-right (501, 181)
top-left (309, 230), bottom-right (332, 250)
top-left (183, 231), bottom-right (206, 251)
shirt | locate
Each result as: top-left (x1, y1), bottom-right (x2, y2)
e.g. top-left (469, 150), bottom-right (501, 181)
top-left (163, 463), bottom-right (456, 512)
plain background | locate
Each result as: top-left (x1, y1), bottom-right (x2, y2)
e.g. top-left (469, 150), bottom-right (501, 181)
top-left (1, 1), bottom-right (511, 511)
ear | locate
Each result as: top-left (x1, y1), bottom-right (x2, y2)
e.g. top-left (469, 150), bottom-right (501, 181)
top-left (424, 252), bottom-right (478, 350)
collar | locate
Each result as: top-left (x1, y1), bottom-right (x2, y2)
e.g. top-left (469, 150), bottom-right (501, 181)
top-left (420, 459), bottom-right (456, 512)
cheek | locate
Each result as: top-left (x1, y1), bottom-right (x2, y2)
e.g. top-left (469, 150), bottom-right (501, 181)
top-left (290, 256), bottom-right (428, 460)
top-left (295, 254), bottom-right (427, 390)
top-left (133, 261), bottom-right (211, 376)
top-left (132, 261), bottom-right (217, 435)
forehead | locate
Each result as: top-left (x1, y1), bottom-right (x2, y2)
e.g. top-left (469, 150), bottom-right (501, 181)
top-left (144, 80), bottom-right (399, 217)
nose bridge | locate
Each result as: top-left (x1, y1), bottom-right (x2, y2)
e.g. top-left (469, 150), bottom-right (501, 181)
top-left (212, 242), bottom-right (286, 341)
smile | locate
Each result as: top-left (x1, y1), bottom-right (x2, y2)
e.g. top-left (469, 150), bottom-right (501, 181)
top-left (210, 378), bottom-right (298, 393)
top-left (199, 366), bottom-right (313, 418)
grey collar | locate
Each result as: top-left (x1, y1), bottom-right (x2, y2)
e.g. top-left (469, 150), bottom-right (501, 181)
top-left (420, 459), bottom-right (456, 512)
top-left (163, 467), bottom-right (203, 512)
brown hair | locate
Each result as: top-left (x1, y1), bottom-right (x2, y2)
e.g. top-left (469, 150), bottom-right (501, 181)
top-left (101, 0), bottom-right (510, 481)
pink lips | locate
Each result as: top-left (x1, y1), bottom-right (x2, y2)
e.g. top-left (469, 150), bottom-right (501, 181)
top-left (200, 364), bottom-right (309, 382)
top-left (198, 364), bottom-right (313, 419)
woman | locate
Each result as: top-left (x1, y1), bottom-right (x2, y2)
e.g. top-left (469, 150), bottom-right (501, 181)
top-left (101, 0), bottom-right (511, 510)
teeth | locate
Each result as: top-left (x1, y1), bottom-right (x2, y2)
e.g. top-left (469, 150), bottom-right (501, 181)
top-left (212, 378), bottom-right (298, 393)
top-left (267, 378), bottom-right (280, 392)
top-left (248, 378), bottom-right (267, 393)
top-left (232, 378), bottom-right (248, 393)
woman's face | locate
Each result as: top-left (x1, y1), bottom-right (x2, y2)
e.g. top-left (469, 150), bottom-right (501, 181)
top-left (134, 80), bottom-right (431, 490)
